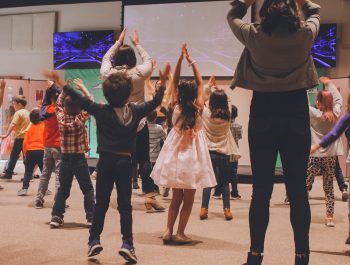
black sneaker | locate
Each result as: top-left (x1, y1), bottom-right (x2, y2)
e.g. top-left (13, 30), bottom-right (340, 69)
top-left (119, 242), bottom-right (137, 264)
top-left (35, 200), bottom-right (44, 209)
top-left (88, 240), bottom-right (103, 257)
top-left (50, 216), bottom-right (64, 228)
top-left (231, 193), bottom-right (241, 200)
top-left (0, 173), bottom-right (12, 180)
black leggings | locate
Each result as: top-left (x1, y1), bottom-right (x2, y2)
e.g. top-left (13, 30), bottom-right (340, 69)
top-left (22, 150), bottom-right (44, 189)
top-left (248, 90), bottom-right (311, 255)
top-left (132, 124), bottom-right (156, 194)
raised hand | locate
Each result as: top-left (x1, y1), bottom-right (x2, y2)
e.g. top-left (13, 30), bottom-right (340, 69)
top-left (151, 59), bottom-right (158, 71)
top-left (130, 30), bottom-right (140, 46)
top-left (159, 63), bottom-right (171, 87)
top-left (43, 70), bottom-right (65, 88)
top-left (296, 0), bottom-right (310, 6)
top-left (208, 74), bottom-right (217, 87)
top-left (319, 76), bottom-right (331, 85)
top-left (74, 78), bottom-right (85, 91)
top-left (118, 28), bottom-right (127, 44)
top-left (244, 0), bottom-right (256, 7)
top-left (183, 45), bottom-right (194, 64)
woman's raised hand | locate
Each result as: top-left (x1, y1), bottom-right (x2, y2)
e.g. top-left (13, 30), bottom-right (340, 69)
top-left (130, 30), bottom-right (140, 46)
top-left (118, 28), bottom-right (127, 44)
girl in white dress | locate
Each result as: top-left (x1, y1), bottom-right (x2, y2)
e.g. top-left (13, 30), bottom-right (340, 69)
top-left (151, 44), bottom-right (216, 244)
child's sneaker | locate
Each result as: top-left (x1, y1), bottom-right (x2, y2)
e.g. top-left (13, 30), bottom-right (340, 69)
top-left (17, 189), bottom-right (28, 196)
top-left (86, 219), bottom-right (93, 228)
top-left (35, 199), bottom-right (44, 209)
top-left (50, 216), bottom-right (64, 228)
top-left (119, 242), bottom-right (137, 264)
top-left (341, 188), bottom-right (348, 202)
top-left (231, 193), bottom-right (241, 200)
top-left (88, 240), bottom-right (103, 257)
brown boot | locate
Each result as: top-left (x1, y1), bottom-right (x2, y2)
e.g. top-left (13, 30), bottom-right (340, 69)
top-left (145, 194), bottom-right (166, 213)
top-left (224, 208), bottom-right (233, 221)
top-left (200, 208), bottom-right (208, 220)
top-left (346, 214), bottom-right (350, 245)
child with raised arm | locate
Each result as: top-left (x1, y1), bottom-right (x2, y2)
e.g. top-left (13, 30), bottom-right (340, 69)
top-left (151, 44), bottom-right (216, 244)
top-left (49, 78), bottom-right (95, 229)
top-left (101, 29), bottom-right (165, 212)
top-left (46, 63), bottom-right (169, 264)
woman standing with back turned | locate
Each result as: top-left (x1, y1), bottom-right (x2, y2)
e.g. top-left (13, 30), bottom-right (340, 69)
top-left (227, 0), bottom-right (320, 264)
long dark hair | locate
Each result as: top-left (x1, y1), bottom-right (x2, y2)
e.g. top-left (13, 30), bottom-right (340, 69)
top-left (113, 44), bottom-right (137, 68)
top-left (260, 0), bottom-right (301, 35)
top-left (209, 90), bottom-right (230, 121)
top-left (177, 79), bottom-right (198, 130)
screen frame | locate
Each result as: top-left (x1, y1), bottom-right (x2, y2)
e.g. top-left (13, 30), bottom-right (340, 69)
top-left (121, 0), bottom-right (255, 79)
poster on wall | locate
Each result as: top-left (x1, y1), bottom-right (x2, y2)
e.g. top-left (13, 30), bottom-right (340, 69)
top-left (0, 79), bottom-right (47, 160)
top-left (65, 69), bottom-right (105, 158)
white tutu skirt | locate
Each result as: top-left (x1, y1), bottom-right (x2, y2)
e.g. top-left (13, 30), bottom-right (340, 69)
top-left (151, 128), bottom-right (217, 189)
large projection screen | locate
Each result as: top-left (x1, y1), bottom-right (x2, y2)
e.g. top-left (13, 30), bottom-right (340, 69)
top-left (123, 1), bottom-right (252, 77)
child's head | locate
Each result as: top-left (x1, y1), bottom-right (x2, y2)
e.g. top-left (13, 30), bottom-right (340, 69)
top-left (113, 44), bottom-right (137, 69)
top-left (147, 110), bottom-right (157, 123)
top-left (177, 79), bottom-right (198, 130)
top-left (12, 95), bottom-right (27, 110)
top-left (29, 108), bottom-right (40, 124)
top-left (316, 90), bottom-right (336, 123)
top-left (103, 72), bottom-right (132, 108)
top-left (64, 95), bottom-right (81, 116)
top-left (231, 105), bottom-right (238, 120)
top-left (209, 90), bottom-right (230, 121)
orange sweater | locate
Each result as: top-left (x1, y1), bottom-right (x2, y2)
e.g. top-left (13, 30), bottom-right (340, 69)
top-left (23, 122), bottom-right (45, 157)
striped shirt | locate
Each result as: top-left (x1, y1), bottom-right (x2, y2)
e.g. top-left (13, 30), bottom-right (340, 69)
top-left (148, 122), bottom-right (167, 163)
top-left (56, 92), bottom-right (90, 154)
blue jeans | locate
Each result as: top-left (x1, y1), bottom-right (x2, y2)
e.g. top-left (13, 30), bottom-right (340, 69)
top-left (335, 157), bottom-right (348, 191)
top-left (230, 161), bottom-right (239, 195)
top-left (89, 153), bottom-right (133, 246)
top-left (52, 154), bottom-right (95, 220)
top-left (36, 147), bottom-right (61, 203)
top-left (202, 152), bottom-right (230, 209)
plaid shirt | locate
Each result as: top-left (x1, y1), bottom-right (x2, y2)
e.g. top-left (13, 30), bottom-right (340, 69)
top-left (56, 93), bottom-right (90, 154)
top-left (230, 120), bottom-right (242, 147)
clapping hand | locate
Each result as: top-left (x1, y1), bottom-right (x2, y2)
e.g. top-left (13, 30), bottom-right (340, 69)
top-left (159, 63), bottom-right (171, 87)
top-left (243, 0), bottom-right (255, 7)
top-left (208, 74), bottom-right (217, 88)
top-left (130, 30), bottom-right (140, 46)
top-left (118, 28), bottom-right (127, 44)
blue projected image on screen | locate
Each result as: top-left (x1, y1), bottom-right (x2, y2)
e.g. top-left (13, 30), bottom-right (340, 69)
top-left (53, 31), bottom-right (114, 70)
top-left (311, 24), bottom-right (337, 68)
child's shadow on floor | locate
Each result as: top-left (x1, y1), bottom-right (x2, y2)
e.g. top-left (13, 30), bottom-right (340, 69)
top-left (44, 222), bottom-right (89, 230)
top-left (135, 232), bottom-right (248, 251)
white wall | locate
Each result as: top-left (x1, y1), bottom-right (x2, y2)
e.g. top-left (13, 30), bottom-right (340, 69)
top-left (0, 1), bottom-right (122, 79)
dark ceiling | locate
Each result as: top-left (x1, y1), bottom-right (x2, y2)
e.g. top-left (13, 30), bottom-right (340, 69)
top-left (0, 0), bottom-right (119, 9)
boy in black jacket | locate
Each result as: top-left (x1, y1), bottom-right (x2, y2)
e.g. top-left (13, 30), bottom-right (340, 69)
top-left (46, 64), bottom-right (169, 264)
